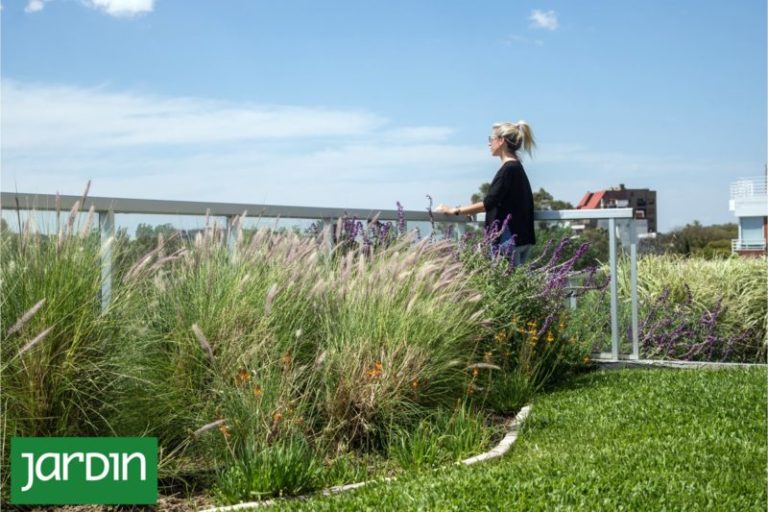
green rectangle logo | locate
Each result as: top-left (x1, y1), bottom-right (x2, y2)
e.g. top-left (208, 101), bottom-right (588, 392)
top-left (10, 437), bottom-right (157, 505)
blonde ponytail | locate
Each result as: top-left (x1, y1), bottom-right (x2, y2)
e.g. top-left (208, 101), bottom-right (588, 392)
top-left (492, 120), bottom-right (537, 158)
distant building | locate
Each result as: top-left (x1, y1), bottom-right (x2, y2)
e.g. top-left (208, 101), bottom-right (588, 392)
top-left (729, 175), bottom-right (767, 256)
top-left (576, 184), bottom-right (657, 234)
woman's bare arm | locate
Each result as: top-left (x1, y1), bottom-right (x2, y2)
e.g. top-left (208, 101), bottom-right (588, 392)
top-left (435, 202), bottom-right (485, 215)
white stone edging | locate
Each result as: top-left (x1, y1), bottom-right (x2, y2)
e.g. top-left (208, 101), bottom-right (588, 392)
top-left (200, 404), bottom-right (532, 512)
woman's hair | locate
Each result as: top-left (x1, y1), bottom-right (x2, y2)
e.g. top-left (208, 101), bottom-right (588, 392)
top-left (492, 121), bottom-right (536, 158)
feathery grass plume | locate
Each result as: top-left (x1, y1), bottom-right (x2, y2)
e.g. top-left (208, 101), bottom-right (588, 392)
top-left (149, 249), bottom-right (188, 273)
top-left (406, 295), bottom-right (419, 313)
top-left (79, 204), bottom-right (96, 238)
top-left (123, 246), bottom-right (161, 283)
top-left (192, 418), bottom-right (226, 437)
top-left (79, 179), bottom-right (92, 206)
top-left (65, 200), bottom-right (81, 239)
top-left (191, 324), bottom-right (215, 364)
top-left (310, 278), bottom-right (327, 298)
top-left (335, 216), bottom-right (343, 242)
top-left (264, 283), bottom-right (279, 315)
top-left (6, 299), bottom-right (46, 337)
top-left (465, 362), bottom-right (501, 371)
top-left (18, 326), bottom-right (54, 357)
top-left (57, 225), bottom-right (65, 252)
top-left (156, 232), bottom-right (166, 259)
top-left (234, 211), bottom-right (247, 249)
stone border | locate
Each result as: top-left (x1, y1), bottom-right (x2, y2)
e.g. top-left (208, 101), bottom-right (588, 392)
top-left (594, 359), bottom-right (767, 370)
top-left (200, 405), bottom-right (532, 512)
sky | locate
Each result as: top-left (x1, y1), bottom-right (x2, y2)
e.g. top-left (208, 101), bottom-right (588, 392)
top-left (1, 0), bottom-right (766, 232)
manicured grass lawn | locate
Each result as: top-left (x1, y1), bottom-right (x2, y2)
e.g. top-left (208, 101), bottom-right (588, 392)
top-left (271, 367), bottom-right (767, 511)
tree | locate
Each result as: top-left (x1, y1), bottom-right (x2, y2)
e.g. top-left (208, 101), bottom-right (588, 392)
top-left (470, 183), bottom-right (490, 204)
top-left (533, 188), bottom-right (574, 210)
top-left (655, 222), bottom-right (738, 258)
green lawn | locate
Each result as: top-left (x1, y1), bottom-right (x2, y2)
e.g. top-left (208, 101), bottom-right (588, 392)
top-left (269, 367), bottom-right (767, 511)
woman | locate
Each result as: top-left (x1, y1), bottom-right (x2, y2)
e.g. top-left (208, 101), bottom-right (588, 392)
top-left (436, 121), bottom-right (536, 265)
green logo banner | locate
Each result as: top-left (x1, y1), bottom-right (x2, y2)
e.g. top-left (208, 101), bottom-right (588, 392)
top-left (10, 437), bottom-right (158, 505)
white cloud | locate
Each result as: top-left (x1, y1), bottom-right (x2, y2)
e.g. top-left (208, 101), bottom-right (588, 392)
top-left (1, 80), bottom-right (388, 149)
top-left (24, 0), bottom-right (46, 13)
top-left (529, 9), bottom-right (559, 31)
top-left (84, 0), bottom-right (154, 17)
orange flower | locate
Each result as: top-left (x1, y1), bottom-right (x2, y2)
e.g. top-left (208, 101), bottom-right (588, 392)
top-left (472, 367), bottom-right (479, 378)
top-left (483, 351), bottom-right (493, 363)
top-left (219, 423), bottom-right (231, 440)
top-left (494, 330), bottom-right (507, 343)
top-left (367, 360), bottom-right (383, 379)
top-left (272, 411), bottom-right (283, 423)
top-left (281, 352), bottom-right (292, 367)
top-left (235, 368), bottom-right (251, 385)
top-left (410, 378), bottom-right (419, 390)
top-left (253, 384), bottom-right (262, 398)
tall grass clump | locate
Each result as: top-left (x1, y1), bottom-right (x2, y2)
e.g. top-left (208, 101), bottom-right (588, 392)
top-left (0, 194), bottom-right (118, 494)
top-left (102, 215), bottom-right (489, 502)
top-left (617, 255), bottom-right (767, 362)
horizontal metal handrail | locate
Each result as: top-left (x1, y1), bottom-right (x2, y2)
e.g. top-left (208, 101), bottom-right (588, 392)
top-left (0, 192), bottom-right (633, 222)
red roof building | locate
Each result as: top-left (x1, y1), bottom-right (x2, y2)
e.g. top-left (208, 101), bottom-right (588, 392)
top-left (577, 184), bottom-right (657, 233)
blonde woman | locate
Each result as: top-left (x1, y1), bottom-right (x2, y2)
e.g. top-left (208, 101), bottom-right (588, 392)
top-left (436, 121), bottom-right (536, 265)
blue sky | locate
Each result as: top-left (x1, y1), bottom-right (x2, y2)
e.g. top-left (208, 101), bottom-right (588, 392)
top-left (2, 0), bottom-right (766, 232)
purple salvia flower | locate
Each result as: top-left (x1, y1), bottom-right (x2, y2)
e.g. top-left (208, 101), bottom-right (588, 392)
top-left (396, 201), bottom-right (406, 235)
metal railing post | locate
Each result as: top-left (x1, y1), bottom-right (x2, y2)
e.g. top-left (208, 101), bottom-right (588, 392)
top-left (454, 221), bottom-right (466, 240)
top-left (630, 219), bottom-right (639, 360)
top-left (225, 214), bottom-right (237, 260)
top-left (98, 210), bottom-right (115, 313)
top-left (608, 217), bottom-right (619, 360)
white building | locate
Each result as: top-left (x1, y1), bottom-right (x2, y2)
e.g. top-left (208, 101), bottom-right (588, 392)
top-left (729, 175), bottom-right (767, 255)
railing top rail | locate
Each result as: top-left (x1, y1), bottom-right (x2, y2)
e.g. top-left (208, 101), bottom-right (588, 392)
top-left (1, 192), bottom-right (634, 222)
top-left (730, 176), bottom-right (767, 199)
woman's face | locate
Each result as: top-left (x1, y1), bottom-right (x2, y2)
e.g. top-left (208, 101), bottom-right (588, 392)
top-left (488, 134), bottom-right (504, 156)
